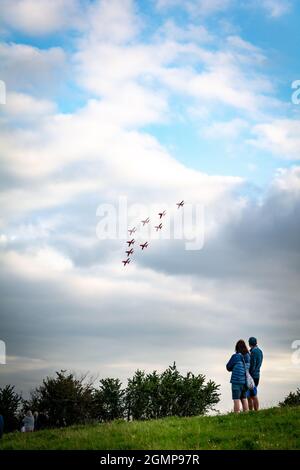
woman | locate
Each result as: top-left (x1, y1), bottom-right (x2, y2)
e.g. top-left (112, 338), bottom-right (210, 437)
top-left (23, 410), bottom-right (34, 432)
top-left (226, 340), bottom-right (250, 413)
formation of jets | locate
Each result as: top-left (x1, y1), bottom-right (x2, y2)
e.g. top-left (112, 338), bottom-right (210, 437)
top-left (122, 201), bottom-right (184, 266)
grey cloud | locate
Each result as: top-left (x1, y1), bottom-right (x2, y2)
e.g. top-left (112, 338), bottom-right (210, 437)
top-left (0, 42), bottom-right (67, 98)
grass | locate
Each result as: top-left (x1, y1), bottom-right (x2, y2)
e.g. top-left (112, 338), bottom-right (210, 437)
top-left (0, 406), bottom-right (299, 450)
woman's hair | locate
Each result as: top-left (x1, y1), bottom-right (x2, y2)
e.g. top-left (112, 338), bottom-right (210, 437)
top-left (26, 410), bottom-right (33, 417)
top-left (235, 339), bottom-right (249, 355)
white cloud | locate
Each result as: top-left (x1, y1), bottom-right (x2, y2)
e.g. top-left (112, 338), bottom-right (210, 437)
top-left (0, 0), bottom-right (82, 35)
top-left (156, 0), bottom-right (292, 19)
top-left (1, 247), bottom-right (73, 280)
top-left (0, 99), bottom-right (243, 232)
top-left (75, 29), bottom-right (276, 119)
top-left (85, 0), bottom-right (141, 44)
top-left (0, 177), bottom-right (104, 223)
top-left (0, 1), bottom-right (281, 235)
top-left (157, 19), bottom-right (213, 43)
top-left (259, 0), bottom-right (291, 18)
top-left (226, 35), bottom-right (265, 62)
top-left (156, 0), bottom-right (233, 16)
top-left (187, 0), bottom-right (233, 16)
top-left (249, 119), bottom-right (300, 160)
top-left (0, 0), bottom-right (142, 42)
top-left (1, 92), bottom-right (56, 121)
top-left (273, 167), bottom-right (300, 194)
top-left (0, 234), bottom-right (8, 245)
top-left (202, 118), bottom-right (249, 139)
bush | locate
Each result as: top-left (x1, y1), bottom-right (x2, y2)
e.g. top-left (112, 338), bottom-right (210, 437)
top-left (279, 388), bottom-right (300, 407)
top-left (125, 362), bottom-right (220, 420)
top-left (7, 363), bottom-right (220, 429)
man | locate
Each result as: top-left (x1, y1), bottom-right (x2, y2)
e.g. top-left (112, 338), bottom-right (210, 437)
top-left (248, 337), bottom-right (263, 411)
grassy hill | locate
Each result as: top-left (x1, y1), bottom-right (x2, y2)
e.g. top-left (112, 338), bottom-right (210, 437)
top-left (1, 406), bottom-right (299, 450)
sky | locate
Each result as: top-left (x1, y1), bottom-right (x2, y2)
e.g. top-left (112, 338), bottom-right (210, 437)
top-left (0, 0), bottom-right (300, 413)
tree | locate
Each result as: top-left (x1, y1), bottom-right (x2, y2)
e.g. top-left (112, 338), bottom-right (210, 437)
top-left (93, 378), bottom-right (124, 422)
top-left (30, 370), bottom-right (94, 427)
top-left (144, 370), bottom-right (161, 419)
top-left (279, 388), bottom-right (300, 407)
top-left (159, 362), bottom-right (183, 417)
top-left (125, 370), bottom-right (149, 420)
top-left (0, 385), bottom-right (23, 432)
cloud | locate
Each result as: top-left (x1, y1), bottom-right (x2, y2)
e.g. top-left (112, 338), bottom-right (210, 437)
top-left (1, 247), bottom-right (73, 279)
top-left (258, 0), bottom-right (291, 18)
top-left (75, 27), bottom-right (277, 121)
top-left (156, 0), bottom-right (233, 16)
top-left (1, 92), bottom-right (56, 122)
top-left (249, 119), bottom-right (300, 160)
top-left (0, 176), bottom-right (104, 225)
top-left (156, 0), bottom-right (292, 18)
top-left (273, 166), bottom-right (300, 194)
top-left (0, 0), bottom-right (82, 36)
top-left (186, 0), bottom-right (233, 16)
top-left (0, 0), bottom-right (142, 44)
top-left (1, 170), bottom-right (299, 409)
top-left (84, 0), bottom-right (141, 44)
top-left (157, 19), bottom-right (214, 43)
top-left (124, 173), bottom-right (300, 353)
top-left (202, 118), bottom-right (249, 139)
top-left (0, 43), bottom-right (66, 96)
top-left (226, 35), bottom-right (265, 59)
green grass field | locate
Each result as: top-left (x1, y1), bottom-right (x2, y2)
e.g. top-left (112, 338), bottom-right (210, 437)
top-left (1, 406), bottom-right (299, 450)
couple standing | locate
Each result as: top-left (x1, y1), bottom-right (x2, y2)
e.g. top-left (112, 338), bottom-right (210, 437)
top-left (226, 337), bottom-right (263, 413)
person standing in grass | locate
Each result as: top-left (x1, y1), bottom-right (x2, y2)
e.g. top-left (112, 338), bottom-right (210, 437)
top-left (22, 410), bottom-right (34, 432)
top-left (247, 337), bottom-right (263, 411)
top-left (226, 340), bottom-right (250, 413)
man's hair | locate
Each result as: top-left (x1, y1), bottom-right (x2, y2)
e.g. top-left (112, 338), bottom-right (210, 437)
top-left (249, 337), bottom-right (257, 347)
